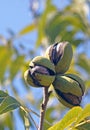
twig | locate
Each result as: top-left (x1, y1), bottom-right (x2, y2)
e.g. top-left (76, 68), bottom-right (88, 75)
top-left (20, 106), bottom-right (38, 129)
top-left (26, 107), bottom-right (52, 126)
top-left (29, 113), bottom-right (39, 130)
top-left (38, 87), bottom-right (49, 130)
top-left (20, 105), bottom-right (52, 126)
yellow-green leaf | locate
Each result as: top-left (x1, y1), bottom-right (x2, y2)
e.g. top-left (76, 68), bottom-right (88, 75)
top-left (18, 24), bottom-right (36, 36)
top-left (75, 104), bottom-right (90, 125)
top-left (48, 107), bottom-right (82, 130)
top-left (76, 120), bottom-right (90, 130)
top-left (9, 55), bottom-right (24, 80)
top-left (0, 47), bottom-right (12, 81)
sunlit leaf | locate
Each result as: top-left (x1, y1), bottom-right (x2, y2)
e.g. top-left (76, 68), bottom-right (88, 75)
top-left (76, 120), bottom-right (90, 130)
top-left (75, 104), bottom-right (90, 125)
top-left (0, 90), bottom-right (21, 114)
top-left (19, 108), bottom-right (31, 129)
top-left (18, 23), bottom-right (36, 36)
top-left (0, 47), bottom-right (12, 81)
top-left (85, 80), bottom-right (90, 88)
top-left (24, 113), bottom-right (30, 130)
top-left (4, 113), bottom-right (14, 130)
top-left (48, 107), bottom-right (82, 130)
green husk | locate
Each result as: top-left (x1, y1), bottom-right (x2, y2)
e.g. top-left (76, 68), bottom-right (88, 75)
top-left (65, 74), bottom-right (85, 94)
top-left (45, 42), bottom-right (73, 74)
top-left (30, 56), bottom-right (55, 73)
top-left (52, 75), bottom-right (85, 108)
top-left (52, 75), bottom-right (83, 96)
top-left (55, 42), bottom-right (73, 74)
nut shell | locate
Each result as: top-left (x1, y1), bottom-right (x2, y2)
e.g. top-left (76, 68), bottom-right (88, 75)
top-left (45, 42), bottom-right (73, 74)
top-left (30, 56), bottom-right (55, 73)
top-left (65, 74), bottom-right (85, 95)
top-left (52, 75), bottom-right (85, 108)
top-left (24, 56), bottom-right (55, 87)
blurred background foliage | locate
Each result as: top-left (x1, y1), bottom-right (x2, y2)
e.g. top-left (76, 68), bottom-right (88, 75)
top-left (0, 0), bottom-right (90, 129)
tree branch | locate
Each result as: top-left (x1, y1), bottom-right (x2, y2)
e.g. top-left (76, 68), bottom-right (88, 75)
top-left (38, 87), bottom-right (49, 130)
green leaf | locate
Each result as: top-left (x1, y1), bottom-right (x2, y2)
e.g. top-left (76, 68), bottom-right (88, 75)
top-left (10, 55), bottom-right (24, 80)
top-left (0, 90), bottom-right (8, 103)
top-left (76, 120), bottom-right (90, 130)
top-left (48, 107), bottom-right (82, 130)
top-left (19, 108), bottom-right (31, 129)
top-left (24, 113), bottom-right (30, 130)
top-left (85, 80), bottom-right (90, 88)
top-left (0, 90), bottom-right (21, 114)
top-left (77, 54), bottom-right (90, 74)
top-left (75, 104), bottom-right (90, 125)
top-left (4, 113), bottom-right (14, 130)
top-left (36, 1), bottom-right (57, 47)
top-left (45, 10), bottom-right (87, 44)
top-left (18, 23), bottom-right (36, 36)
top-left (0, 47), bottom-right (12, 81)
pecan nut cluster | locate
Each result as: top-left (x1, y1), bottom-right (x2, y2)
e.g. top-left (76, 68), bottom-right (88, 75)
top-left (24, 42), bottom-right (85, 108)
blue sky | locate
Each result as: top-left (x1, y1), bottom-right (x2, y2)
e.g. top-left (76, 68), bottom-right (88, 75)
top-left (0, 0), bottom-right (71, 37)
top-left (0, 0), bottom-right (30, 36)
